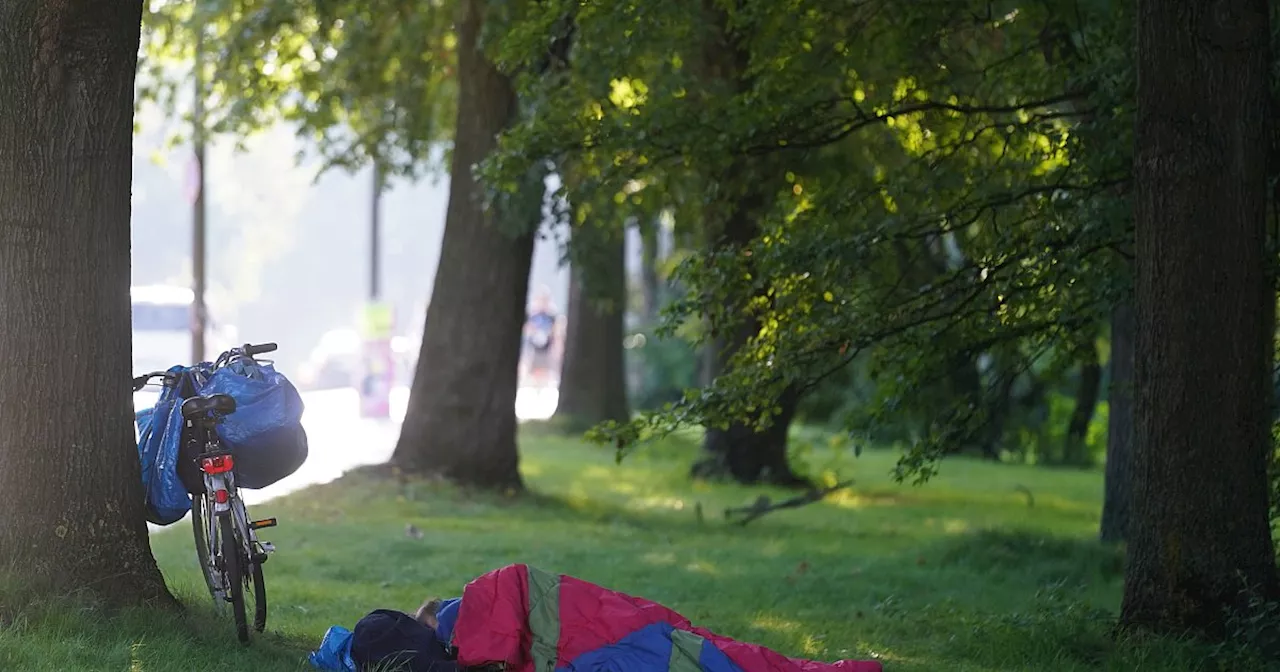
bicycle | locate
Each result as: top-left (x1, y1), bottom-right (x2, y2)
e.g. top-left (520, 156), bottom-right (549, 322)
top-left (133, 342), bottom-right (283, 645)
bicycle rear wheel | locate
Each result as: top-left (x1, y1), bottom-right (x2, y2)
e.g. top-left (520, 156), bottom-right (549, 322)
top-left (190, 495), bottom-right (219, 600)
top-left (220, 515), bottom-right (249, 645)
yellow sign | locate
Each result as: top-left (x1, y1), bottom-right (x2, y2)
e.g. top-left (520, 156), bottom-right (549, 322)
top-left (360, 302), bottom-right (394, 339)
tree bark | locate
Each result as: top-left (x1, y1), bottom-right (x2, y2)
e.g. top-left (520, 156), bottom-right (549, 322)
top-left (556, 234), bottom-right (630, 430)
top-left (1100, 301), bottom-right (1134, 544)
top-left (392, 0), bottom-right (532, 491)
top-left (0, 0), bottom-right (173, 607)
top-left (1064, 340), bottom-right (1102, 466)
top-left (1122, 0), bottom-right (1275, 635)
top-left (638, 220), bottom-right (662, 324)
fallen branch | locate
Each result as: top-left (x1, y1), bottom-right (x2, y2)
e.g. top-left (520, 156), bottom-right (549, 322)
top-left (723, 480), bottom-right (855, 526)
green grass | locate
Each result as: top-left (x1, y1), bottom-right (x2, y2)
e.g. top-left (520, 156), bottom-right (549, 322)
top-left (0, 431), bottom-right (1266, 671)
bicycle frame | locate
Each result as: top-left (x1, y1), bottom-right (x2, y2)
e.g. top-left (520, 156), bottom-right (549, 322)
top-left (191, 414), bottom-right (265, 603)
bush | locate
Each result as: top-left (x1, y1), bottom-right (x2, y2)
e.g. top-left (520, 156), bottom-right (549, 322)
top-left (625, 328), bottom-right (700, 411)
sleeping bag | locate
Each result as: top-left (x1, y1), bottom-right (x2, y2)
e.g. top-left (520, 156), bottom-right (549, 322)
top-left (439, 564), bottom-right (883, 672)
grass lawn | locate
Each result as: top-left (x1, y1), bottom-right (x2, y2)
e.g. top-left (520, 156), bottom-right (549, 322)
top-left (0, 429), bottom-right (1264, 671)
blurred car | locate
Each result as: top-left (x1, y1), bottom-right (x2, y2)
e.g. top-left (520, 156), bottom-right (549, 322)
top-left (297, 329), bottom-right (362, 391)
top-left (132, 284), bottom-right (235, 375)
top-left (296, 329), bottom-right (419, 392)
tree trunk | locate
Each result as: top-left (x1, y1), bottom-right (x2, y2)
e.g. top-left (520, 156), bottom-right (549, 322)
top-left (392, 0), bottom-right (532, 491)
top-left (698, 335), bottom-right (720, 388)
top-left (977, 349), bottom-right (1020, 459)
top-left (686, 0), bottom-right (806, 487)
top-left (638, 220), bottom-right (662, 323)
top-left (1100, 301), bottom-right (1135, 544)
top-left (692, 203), bottom-right (807, 488)
top-left (1123, 0), bottom-right (1275, 635)
top-left (693, 383), bottom-right (806, 487)
top-left (556, 234), bottom-right (630, 430)
top-left (0, 0), bottom-right (173, 607)
top-left (1064, 341), bottom-right (1102, 467)
top-left (942, 354), bottom-right (1001, 460)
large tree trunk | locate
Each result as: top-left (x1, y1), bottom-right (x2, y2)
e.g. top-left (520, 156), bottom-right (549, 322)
top-left (1122, 0), bottom-right (1275, 635)
top-left (692, 203), bottom-right (807, 488)
top-left (1063, 340), bottom-right (1102, 467)
top-left (687, 0), bottom-right (806, 488)
top-left (0, 0), bottom-right (173, 607)
top-left (392, 0), bottom-right (533, 491)
top-left (556, 234), bottom-right (630, 430)
top-left (1100, 301), bottom-right (1134, 544)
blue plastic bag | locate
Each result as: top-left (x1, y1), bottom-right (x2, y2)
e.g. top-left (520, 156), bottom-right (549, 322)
top-left (309, 626), bottom-right (356, 672)
top-left (134, 366), bottom-right (195, 525)
top-left (198, 358), bottom-right (308, 490)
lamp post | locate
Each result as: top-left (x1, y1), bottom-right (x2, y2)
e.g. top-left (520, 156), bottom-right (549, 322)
top-left (370, 163), bottom-right (382, 301)
top-left (359, 163), bottom-right (393, 419)
top-left (191, 16), bottom-right (208, 364)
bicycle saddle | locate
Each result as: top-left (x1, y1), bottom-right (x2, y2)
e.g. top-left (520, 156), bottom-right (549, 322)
top-left (181, 393), bottom-right (237, 419)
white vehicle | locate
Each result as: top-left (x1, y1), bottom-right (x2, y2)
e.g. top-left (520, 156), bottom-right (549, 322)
top-left (131, 284), bottom-right (235, 379)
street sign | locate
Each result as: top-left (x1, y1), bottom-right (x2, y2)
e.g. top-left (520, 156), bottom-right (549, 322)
top-left (360, 302), bottom-right (394, 339)
top-left (184, 154), bottom-right (202, 205)
top-left (358, 302), bottom-right (395, 420)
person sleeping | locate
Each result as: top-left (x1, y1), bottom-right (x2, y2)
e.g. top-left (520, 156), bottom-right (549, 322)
top-left (309, 608), bottom-right (458, 672)
top-left (310, 564), bottom-right (883, 672)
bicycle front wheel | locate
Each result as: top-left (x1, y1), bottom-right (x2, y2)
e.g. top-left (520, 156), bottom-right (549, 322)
top-left (220, 515), bottom-right (249, 645)
top-left (250, 555), bottom-right (267, 632)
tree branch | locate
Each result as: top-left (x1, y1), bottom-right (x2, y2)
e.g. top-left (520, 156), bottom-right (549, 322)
top-left (723, 480), bottom-right (855, 526)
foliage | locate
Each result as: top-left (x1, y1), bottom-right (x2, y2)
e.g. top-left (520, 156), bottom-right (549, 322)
top-left (481, 0), bottom-right (1136, 481)
top-left (0, 436), bottom-right (1256, 671)
top-left (626, 326), bottom-right (701, 410)
top-left (139, 0), bottom-right (458, 178)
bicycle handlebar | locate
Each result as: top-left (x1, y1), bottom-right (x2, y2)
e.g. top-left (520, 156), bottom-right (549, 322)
top-left (241, 342), bottom-right (277, 356)
top-left (132, 371), bottom-right (173, 392)
top-left (133, 343), bottom-right (280, 392)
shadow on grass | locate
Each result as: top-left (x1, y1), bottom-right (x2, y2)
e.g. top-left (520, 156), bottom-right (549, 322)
top-left (932, 528), bottom-right (1125, 583)
top-left (0, 590), bottom-right (314, 671)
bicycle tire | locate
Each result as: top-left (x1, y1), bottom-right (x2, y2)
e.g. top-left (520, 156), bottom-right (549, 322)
top-left (190, 496), bottom-right (218, 600)
top-left (250, 556), bottom-right (267, 632)
top-left (220, 515), bottom-right (249, 645)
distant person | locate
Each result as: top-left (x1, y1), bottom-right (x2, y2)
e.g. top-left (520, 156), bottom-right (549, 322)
top-left (520, 287), bottom-right (563, 388)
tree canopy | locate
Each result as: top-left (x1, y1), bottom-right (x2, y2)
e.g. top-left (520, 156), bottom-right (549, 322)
top-left (470, 0), bottom-right (1134, 481)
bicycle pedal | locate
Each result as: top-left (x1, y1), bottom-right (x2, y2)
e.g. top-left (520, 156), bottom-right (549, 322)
top-left (250, 518), bottom-right (277, 530)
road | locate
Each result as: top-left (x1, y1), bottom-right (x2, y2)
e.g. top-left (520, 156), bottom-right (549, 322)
top-left (142, 384), bottom-right (559, 533)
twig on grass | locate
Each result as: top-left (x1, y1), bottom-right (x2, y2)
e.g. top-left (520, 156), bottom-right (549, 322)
top-left (723, 480), bottom-right (855, 526)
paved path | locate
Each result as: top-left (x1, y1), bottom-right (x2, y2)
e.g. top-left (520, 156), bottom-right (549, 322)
top-left (144, 385), bottom-right (558, 533)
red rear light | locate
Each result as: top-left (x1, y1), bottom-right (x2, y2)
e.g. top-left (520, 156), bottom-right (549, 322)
top-left (201, 455), bottom-right (234, 475)
top-left (214, 489), bottom-right (229, 504)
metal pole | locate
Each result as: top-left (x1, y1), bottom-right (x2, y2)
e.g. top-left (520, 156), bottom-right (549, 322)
top-left (370, 163), bottom-right (382, 301)
top-left (191, 18), bottom-right (208, 364)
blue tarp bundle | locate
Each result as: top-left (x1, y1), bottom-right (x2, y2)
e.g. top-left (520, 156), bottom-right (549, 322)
top-left (135, 359), bottom-right (308, 525)
top-left (135, 365), bottom-right (195, 525)
top-left (200, 359), bottom-right (308, 490)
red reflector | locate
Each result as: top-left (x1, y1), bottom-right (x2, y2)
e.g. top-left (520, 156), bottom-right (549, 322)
top-left (201, 455), bottom-right (234, 475)
top-left (214, 489), bottom-right (229, 504)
